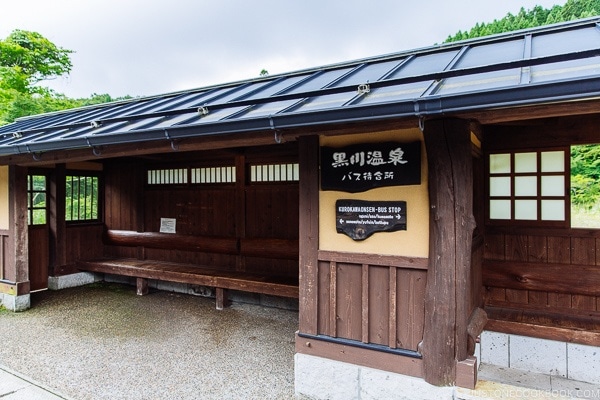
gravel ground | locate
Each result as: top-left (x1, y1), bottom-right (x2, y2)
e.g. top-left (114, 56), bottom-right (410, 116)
top-left (0, 283), bottom-right (299, 400)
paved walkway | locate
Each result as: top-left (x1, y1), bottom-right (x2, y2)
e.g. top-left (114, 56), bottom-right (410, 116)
top-left (2, 283), bottom-right (598, 400)
top-left (0, 283), bottom-right (298, 400)
top-left (0, 364), bottom-right (71, 399)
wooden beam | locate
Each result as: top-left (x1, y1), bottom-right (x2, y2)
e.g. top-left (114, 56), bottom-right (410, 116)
top-left (7, 165), bottom-right (29, 285)
top-left (485, 318), bottom-right (600, 347)
top-left (457, 99), bottom-right (600, 125)
top-left (422, 118), bottom-right (476, 386)
top-left (136, 277), bottom-right (149, 296)
top-left (483, 260), bottom-right (600, 296)
top-left (48, 163), bottom-right (66, 276)
top-left (295, 333), bottom-right (424, 379)
top-left (298, 135), bottom-right (320, 335)
top-left (104, 230), bottom-right (239, 255)
top-left (215, 288), bottom-right (229, 310)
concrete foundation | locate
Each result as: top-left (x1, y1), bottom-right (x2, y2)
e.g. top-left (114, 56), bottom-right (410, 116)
top-left (294, 354), bottom-right (454, 400)
top-left (479, 330), bottom-right (600, 385)
top-left (48, 272), bottom-right (100, 290)
top-left (0, 293), bottom-right (30, 312)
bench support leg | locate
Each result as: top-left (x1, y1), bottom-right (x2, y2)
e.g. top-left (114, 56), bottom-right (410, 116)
top-left (215, 288), bottom-right (229, 310)
top-left (136, 277), bottom-right (149, 296)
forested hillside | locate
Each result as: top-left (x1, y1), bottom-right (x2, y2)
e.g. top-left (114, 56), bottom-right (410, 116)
top-left (445, 0), bottom-right (599, 42)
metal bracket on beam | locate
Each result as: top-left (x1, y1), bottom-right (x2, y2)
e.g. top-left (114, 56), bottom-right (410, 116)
top-left (197, 106), bottom-right (209, 116)
top-left (357, 83), bottom-right (370, 95)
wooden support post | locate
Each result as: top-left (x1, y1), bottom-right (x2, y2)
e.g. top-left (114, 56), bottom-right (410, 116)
top-left (49, 164), bottom-right (66, 276)
top-left (422, 118), bottom-right (476, 386)
top-left (298, 135), bottom-right (320, 335)
top-left (215, 287), bottom-right (229, 310)
top-left (7, 165), bottom-right (29, 285)
top-left (136, 277), bottom-right (149, 296)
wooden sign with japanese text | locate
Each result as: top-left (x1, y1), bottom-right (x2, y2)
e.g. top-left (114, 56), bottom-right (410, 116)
top-left (321, 141), bottom-right (421, 192)
top-left (336, 200), bottom-right (407, 240)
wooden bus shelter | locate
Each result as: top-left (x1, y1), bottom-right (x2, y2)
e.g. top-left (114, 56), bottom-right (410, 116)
top-left (1, 18), bottom-right (599, 398)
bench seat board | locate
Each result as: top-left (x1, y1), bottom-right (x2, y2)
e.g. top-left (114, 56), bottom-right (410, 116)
top-left (77, 258), bottom-right (299, 298)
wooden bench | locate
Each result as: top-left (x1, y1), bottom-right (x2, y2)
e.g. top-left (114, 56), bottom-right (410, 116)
top-left (77, 230), bottom-right (299, 309)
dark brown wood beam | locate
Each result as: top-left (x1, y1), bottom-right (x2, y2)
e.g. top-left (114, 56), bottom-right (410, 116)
top-left (48, 163), bottom-right (66, 276)
top-left (104, 230), bottom-right (239, 255)
top-left (422, 118), bottom-right (476, 386)
top-left (456, 99), bottom-right (600, 125)
top-left (7, 165), bottom-right (29, 285)
top-left (298, 135), bottom-right (320, 336)
top-left (483, 260), bottom-right (600, 296)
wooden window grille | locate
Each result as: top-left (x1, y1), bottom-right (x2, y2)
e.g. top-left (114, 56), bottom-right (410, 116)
top-left (250, 163), bottom-right (299, 182)
top-left (191, 166), bottom-right (236, 184)
top-left (488, 150), bottom-right (567, 223)
top-left (27, 174), bottom-right (47, 225)
top-left (147, 168), bottom-right (188, 185)
top-left (66, 175), bottom-right (100, 222)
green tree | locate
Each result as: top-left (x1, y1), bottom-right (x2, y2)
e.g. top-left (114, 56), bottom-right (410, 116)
top-left (0, 30), bottom-right (133, 125)
top-left (0, 29), bottom-right (73, 93)
top-left (445, 0), bottom-right (600, 43)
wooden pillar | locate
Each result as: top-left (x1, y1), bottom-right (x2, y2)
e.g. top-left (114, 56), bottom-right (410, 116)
top-left (298, 135), bottom-right (319, 335)
top-left (421, 118), bottom-right (476, 386)
top-left (48, 163), bottom-right (66, 276)
top-left (235, 152), bottom-right (246, 272)
top-left (6, 165), bottom-right (29, 289)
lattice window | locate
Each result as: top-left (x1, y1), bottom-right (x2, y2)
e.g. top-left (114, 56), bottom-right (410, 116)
top-left (147, 168), bottom-right (188, 185)
top-left (191, 166), bottom-right (236, 183)
top-left (250, 163), bottom-right (299, 182)
top-left (66, 175), bottom-right (100, 222)
top-left (488, 150), bottom-right (567, 223)
top-left (27, 175), bottom-right (47, 225)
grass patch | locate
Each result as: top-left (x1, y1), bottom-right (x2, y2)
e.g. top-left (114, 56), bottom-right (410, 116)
top-left (571, 205), bottom-right (600, 228)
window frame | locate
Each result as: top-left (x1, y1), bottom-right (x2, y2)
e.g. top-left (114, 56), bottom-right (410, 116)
top-left (65, 171), bottom-right (102, 224)
top-left (485, 147), bottom-right (570, 228)
top-left (27, 173), bottom-right (48, 226)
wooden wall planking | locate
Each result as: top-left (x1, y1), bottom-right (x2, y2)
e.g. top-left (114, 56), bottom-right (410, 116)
top-left (483, 230), bottom-right (600, 338)
top-left (314, 252), bottom-right (427, 352)
top-left (28, 226), bottom-right (48, 290)
top-left (98, 145), bottom-right (300, 279)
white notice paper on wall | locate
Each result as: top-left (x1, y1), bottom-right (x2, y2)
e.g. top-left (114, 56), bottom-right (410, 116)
top-left (159, 218), bottom-right (176, 234)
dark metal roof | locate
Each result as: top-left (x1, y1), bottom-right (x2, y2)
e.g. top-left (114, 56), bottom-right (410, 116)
top-left (2, 18), bottom-right (600, 157)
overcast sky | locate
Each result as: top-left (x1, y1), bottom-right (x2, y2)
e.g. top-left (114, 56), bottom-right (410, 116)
top-left (1, 0), bottom-right (562, 99)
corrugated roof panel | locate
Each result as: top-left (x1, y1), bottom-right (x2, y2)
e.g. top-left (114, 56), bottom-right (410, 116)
top-left (435, 69), bottom-right (521, 96)
top-left (1, 18), bottom-right (600, 157)
top-left (289, 92), bottom-right (358, 113)
top-left (156, 87), bottom-right (233, 111)
top-left (118, 96), bottom-right (188, 117)
top-left (385, 50), bottom-right (460, 78)
top-left (215, 81), bottom-right (279, 103)
top-left (327, 59), bottom-right (404, 87)
top-left (454, 39), bottom-right (525, 69)
top-left (132, 113), bottom-right (200, 130)
top-left (354, 81), bottom-right (434, 105)
top-left (532, 25), bottom-right (600, 58)
top-left (172, 105), bottom-right (250, 126)
top-left (530, 57), bottom-right (600, 83)
top-left (278, 68), bottom-right (355, 94)
top-left (232, 99), bottom-right (305, 119)
top-left (235, 75), bottom-right (310, 100)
